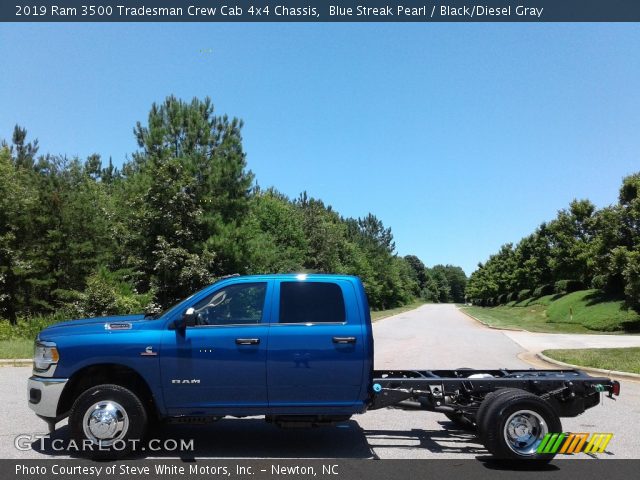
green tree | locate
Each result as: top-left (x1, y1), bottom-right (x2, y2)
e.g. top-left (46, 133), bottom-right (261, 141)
top-left (434, 264), bottom-right (467, 303)
top-left (245, 188), bottom-right (307, 273)
top-left (512, 228), bottom-right (553, 291)
top-left (547, 199), bottom-right (596, 284)
top-left (122, 96), bottom-right (254, 306)
top-left (428, 267), bottom-right (451, 303)
top-left (296, 192), bottom-right (347, 273)
top-left (404, 255), bottom-right (427, 288)
top-left (11, 125), bottom-right (39, 169)
top-left (0, 145), bottom-right (36, 322)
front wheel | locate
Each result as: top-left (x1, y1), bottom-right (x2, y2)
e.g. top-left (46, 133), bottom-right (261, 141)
top-left (481, 390), bottom-right (561, 461)
top-left (69, 384), bottom-right (147, 459)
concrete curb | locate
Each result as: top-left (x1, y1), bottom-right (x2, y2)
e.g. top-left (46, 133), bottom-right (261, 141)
top-left (536, 352), bottom-right (640, 382)
top-left (0, 358), bottom-right (31, 367)
top-left (456, 307), bottom-right (530, 332)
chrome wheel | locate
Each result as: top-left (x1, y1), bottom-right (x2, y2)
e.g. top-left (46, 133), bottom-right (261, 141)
top-left (82, 400), bottom-right (129, 446)
top-left (503, 409), bottom-right (548, 456)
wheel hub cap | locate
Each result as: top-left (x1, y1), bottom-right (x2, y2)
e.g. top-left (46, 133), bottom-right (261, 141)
top-left (82, 401), bottom-right (129, 445)
top-left (513, 417), bottom-right (533, 437)
top-left (503, 410), bottom-right (548, 456)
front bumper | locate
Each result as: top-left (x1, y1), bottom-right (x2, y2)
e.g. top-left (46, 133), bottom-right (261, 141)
top-left (27, 376), bottom-right (68, 419)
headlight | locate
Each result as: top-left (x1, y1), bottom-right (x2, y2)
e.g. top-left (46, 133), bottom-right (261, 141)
top-left (33, 341), bottom-right (59, 371)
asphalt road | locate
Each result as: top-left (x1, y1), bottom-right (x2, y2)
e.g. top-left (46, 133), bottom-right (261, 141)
top-left (0, 304), bottom-right (638, 459)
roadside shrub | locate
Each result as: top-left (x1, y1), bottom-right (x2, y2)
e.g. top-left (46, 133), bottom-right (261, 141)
top-left (591, 275), bottom-right (607, 290)
top-left (71, 267), bottom-right (155, 318)
top-left (0, 314), bottom-right (65, 341)
top-left (623, 250), bottom-right (640, 310)
top-left (533, 284), bottom-right (554, 297)
top-left (554, 279), bottom-right (586, 294)
top-left (507, 292), bottom-right (519, 302)
top-left (518, 289), bottom-right (532, 300)
top-left (13, 316), bottom-right (61, 340)
top-left (497, 293), bottom-right (508, 305)
top-left (0, 320), bottom-right (13, 341)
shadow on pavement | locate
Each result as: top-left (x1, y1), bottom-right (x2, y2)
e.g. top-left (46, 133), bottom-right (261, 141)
top-left (31, 419), bottom-right (373, 459)
top-left (364, 428), bottom-right (484, 456)
top-left (30, 418), bottom-right (492, 460)
top-left (478, 459), bottom-right (560, 471)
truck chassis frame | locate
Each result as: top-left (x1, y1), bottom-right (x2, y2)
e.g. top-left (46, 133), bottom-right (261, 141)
top-left (369, 368), bottom-right (619, 419)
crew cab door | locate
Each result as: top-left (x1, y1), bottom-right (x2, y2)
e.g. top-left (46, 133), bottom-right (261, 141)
top-left (266, 279), bottom-right (366, 409)
top-left (160, 281), bottom-right (271, 414)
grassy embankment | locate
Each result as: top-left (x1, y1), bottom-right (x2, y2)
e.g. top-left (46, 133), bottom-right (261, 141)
top-left (462, 290), bottom-right (640, 373)
top-left (0, 301), bottom-right (428, 359)
top-left (461, 289), bottom-right (640, 334)
top-left (543, 347), bottom-right (640, 375)
top-left (370, 300), bottom-right (427, 322)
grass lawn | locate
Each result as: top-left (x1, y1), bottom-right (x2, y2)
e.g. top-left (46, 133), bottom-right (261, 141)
top-left (371, 301), bottom-right (427, 322)
top-left (546, 290), bottom-right (639, 331)
top-left (461, 303), bottom-right (593, 333)
top-left (461, 290), bottom-right (640, 333)
top-left (543, 347), bottom-right (640, 374)
top-left (0, 339), bottom-right (33, 359)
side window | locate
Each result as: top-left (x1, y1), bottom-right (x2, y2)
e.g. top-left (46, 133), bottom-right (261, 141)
top-left (191, 283), bottom-right (267, 326)
top-left (279, 282), bottom-right (346, 324)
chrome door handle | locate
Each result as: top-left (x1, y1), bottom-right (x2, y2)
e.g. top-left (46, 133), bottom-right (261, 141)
top-left (332, 336), bottom-right (356, 344)
top-left (235, 338), bottom-right (260, 345)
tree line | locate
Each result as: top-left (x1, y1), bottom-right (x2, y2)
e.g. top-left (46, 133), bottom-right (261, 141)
top-left (0, 96), bottom-right (466, 324)
top-left (466, 174), bottom-right (640, 310)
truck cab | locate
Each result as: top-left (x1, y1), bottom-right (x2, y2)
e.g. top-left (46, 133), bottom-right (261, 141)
top-left (28, 274), bottom-right (374, 454)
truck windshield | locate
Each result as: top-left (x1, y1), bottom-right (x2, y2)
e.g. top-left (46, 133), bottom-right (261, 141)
top-left (144, 275), bottom-right (239, 320)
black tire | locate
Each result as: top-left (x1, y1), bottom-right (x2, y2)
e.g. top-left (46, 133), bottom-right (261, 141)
top-left (476, 388), bottom-right (524, 443)
top-left (444, 411), bottom-right (476, 431)
top-left (481, 390), bottom-right (561, 461)
top-left (69, 384), bottom-right (147, 459)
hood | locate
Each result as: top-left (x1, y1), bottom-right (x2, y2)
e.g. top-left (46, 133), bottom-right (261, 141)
top-left (38, 314), bottom-right (147, 339)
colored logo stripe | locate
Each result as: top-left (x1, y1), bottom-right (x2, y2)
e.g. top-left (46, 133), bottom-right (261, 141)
top-left (537, 433), bottom-right (613, 454)
top-left (584, 433), bottom-right (613, 453)
top-left (558, 433), bottom-right (575, 454)
top-left (566, 433), bottom-right (589, 454)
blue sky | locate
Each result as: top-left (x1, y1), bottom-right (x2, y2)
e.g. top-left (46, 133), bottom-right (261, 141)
top-left (1, 23), bottom-right (639, 275)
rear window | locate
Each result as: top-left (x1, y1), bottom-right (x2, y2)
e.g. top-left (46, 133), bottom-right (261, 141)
top-left (279, 282), bottom-right (346, 324)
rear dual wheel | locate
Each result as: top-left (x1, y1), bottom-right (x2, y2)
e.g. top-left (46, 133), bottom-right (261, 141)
top-left (477, 389), bottom-right (561, 461)
top-left (476, 388), bottom-right (522, 443)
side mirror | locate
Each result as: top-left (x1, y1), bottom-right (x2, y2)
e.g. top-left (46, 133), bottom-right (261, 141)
top-left (183, 307), bottom-right (197, 327)
top-left (175, 307), bottom-right (196, 331)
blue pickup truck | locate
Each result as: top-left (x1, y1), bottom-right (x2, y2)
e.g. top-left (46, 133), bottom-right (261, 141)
top-left (28, 274), bottom-right (619, 460)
